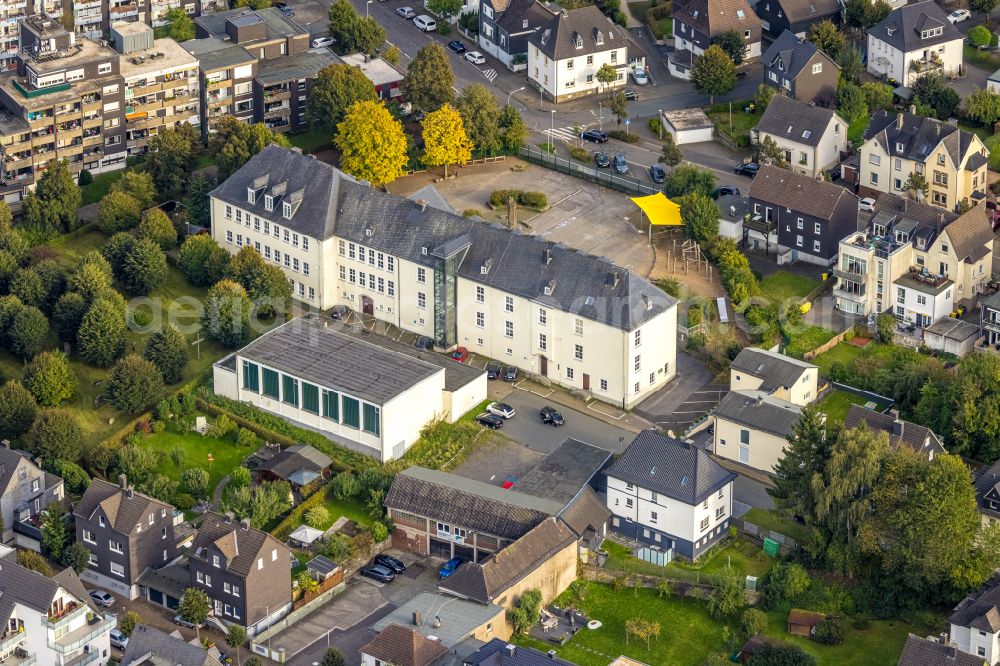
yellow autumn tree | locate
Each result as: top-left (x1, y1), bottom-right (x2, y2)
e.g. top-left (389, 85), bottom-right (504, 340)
top-left (421, 103), bottom-right (472, 179)
top-left (334, 100), bottom-right (408, 188)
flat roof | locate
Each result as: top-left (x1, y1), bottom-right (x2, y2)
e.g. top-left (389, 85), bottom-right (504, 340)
top-left (513, 438), bottom-right (611, 504)
top-left (336, 53), bottom-right (404, 87)
top-left (28, 38), bottom-right (119, 74)
top-left (113, 20), bottom-right (152, 36)
top-left (662, 107), bottom-right (713, 131)
top-left (120, 38), bottom-right (198, 78)
top-left (924, 317), bottom-right (980, 342)
top-left (893, 272), bottom-right (954, 296)
top-left (233, 315), bottom-right (443, 405)
top-left (371, 593), bottom-right (504, 648)
top-left (0, 109), bottom-right (29, 136)
top-left (195, 7), bottom-right (306, 40)
top-left (256, 49), bottom-right (339, 85)
top-left (182, 38), bottom-right (255, 71)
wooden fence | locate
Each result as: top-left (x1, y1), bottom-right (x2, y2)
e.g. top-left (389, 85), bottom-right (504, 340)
top-left (802, 327), bottom-right (854, 361)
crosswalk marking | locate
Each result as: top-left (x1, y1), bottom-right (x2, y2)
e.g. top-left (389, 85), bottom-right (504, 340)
top-left (482, 68), bottom-right (497, 82)
top-left (542, 125), bottom-right (584, 143)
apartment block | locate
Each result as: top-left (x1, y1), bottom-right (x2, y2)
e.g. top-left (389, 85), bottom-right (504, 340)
top-left (0, 0), bottom-right (64, 72)
top-left (0, 14), bottom-right (126, 208)
top-left (73, 0), bottom-right (227, 41)
top-left (112, 22), bottom-right (199, 157)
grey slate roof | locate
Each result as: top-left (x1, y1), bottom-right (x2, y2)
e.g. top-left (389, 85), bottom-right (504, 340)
top-left (190, 512), bottom-right (286, 578)
top-left (604, 430), bottom-right (736, 505)
top-left (672, 0), bottom-right (760, 37)
top-left (730, 347), bottom-right (815, 393)
top-left (496, 0), bottom-right (556, 33)
top-left (943, 205), bottom-right (994, 264)
top-left (372, 593), bottom-right (504, 649)
top-left (386, 467), bottom-right (563, 541)
top-left (214, 146), bottom-right (675, 331)
top-left (756, 95), bottom-right (842, 148)
top-left (0, 560), bottom-right (94, 627)
top-left (122, 625), bottom-right (222, 666)
top-left (467, 638), bottom-right (576, 665)
top-left (897, 635), bottom-right (986, 666)
top-left (762, 30), bottom-right (822, 80)
top-left (713, 389), bottom-right (803, 437)
top-left (235, 316), bottom-right (443, 405)
top-left (949, 571), bottom-right (1000, 632)
top-left (258, 444), bottom-right (332, 480)
top-left (746, 165), bottom-right (856, 220)
top-left (776, 0), bottom-right (839, 23)
top-left (844, 405), bottom-right (945, 457)
top-left (864, 110), bottom-right (977, 169)
top-left (181, 38), bottom-right (255, 72)
top-left (557, 486), bottom-right (611, 538)
top-left (513, 438), bottom-right (612, 504)
top-left (74, 477), bottom-right (174, 534)
top-left (529, 5), bottom-right (630, 61)
top-left (924, 317), bottom-right (980, 343)
top-left (256, 49), bottom-right (339, 85)
top-left (869, 0), bottom-right (962, 53)
top-left (0, 446), bottom-right (30, 496)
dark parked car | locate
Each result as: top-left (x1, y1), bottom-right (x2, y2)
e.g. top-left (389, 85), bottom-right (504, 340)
top-left (623, 88), bottom-right (638, 100)
top-left (360, 564), bottom-right (395, 583)
top-left (540, 405), bottom-right (565, 426)
top-left (414, 336), bottom-right (433, 351)
top-left (594, 152), bottom-right (611, 168)
top-left (613, 154), bottom-right (629, 175)
top-left (374, 554), bottom-right (406, 573)
top-left (274, 1), bottom-right (287, 7)
top-left (447, 40), bottom-right (466, 53)
top-left (734, 162), bottom-right (760, 177)
top-left (486, 361), bottom-right (502, 379)
top-left (649, 164), bottom-right (666, 183)
top-left (503, 365), bottom-right (518, 381)
top-left (736, 70), bottom-right (747, 79)
top-left (439, 557), bottom-right (463, 579)
top-left (580, 129), bottom-right (609, 143)
top-left (476, 413), bottom-right (504, 429)
top-left (711, 186), bottom-right (741, 199)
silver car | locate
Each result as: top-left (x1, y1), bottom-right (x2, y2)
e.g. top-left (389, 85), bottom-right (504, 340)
top-left (396, 6), bottom-right (415, 19)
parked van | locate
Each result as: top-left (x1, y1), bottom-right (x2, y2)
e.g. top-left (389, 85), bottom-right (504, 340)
top-left (413, 15), bottom-right (436, 31)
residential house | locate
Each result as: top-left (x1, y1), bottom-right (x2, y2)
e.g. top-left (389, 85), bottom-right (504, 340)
top-left (212, 314), bottom-right (486, 462)
top-left (372, 592), bottom-right (507, 648)
top-left (755, 95), bottom-right (848, 178)
top-left (0, 559), bottom-right (115, 666)
top-left (670, 0), bottom-right (762, 80)
top-left (949, 571), bottom-right (1000, 664)
top-left (122, 625), bottom-right (225, 666)
top-left (755, 0), bottom-right (839, 38)
top-left (980, 290), bottom-right (1000, 349)
top-left (604, 430), bottom-right (736, 560)
top-left (465, 640), bottom-right (576, 665)
top-left (866, 0), bottom-right (964, 87)
top-left (527, 5), bottom-right (633, 102)
top-left (72, 0), bottom-right (226, 41)
top-left (210, 146), bottom-right (678, 410)
top-left (0, 441), bottom-right (64, 546)
top-left (712, 389), bottom-right (803, 472)
top-left (359, 624), bottom-right (448, 666)
top-left (74, 475), bottom-right (177, 599)
top-left (479, 0), bottom-right (556, 70)
top-left (730, 347), bottom-right (818, 406)
top-left (976, 461), bottom-right (1000, 525)
top-left (188, 512), bottom-right (292, 636)
top-left (898, 634), bottom-right (988, 666)
top-left (333, 53), bottom-right (402, 101)
top-left (858, 110), bottom-right (989, 209)
top-left (746, 164), bottom-right (859, 265)
top-left (761, 30), bottom-right (839, 103)
top-left (256, 444), bottom-right (332, 489)
top-left (843, 405), bottom-right (945, 460)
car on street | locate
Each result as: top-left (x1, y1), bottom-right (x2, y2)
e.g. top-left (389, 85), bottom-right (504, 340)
top-left (736, 70), bottom-right (747, 80)
top-left (649, 164), bottom-right (666, 183)
top-left (465, 51), bottom-right (486, 65)
top-left (711, 186), bottom-right (741, 199)
top-left (360, 564), bottom-right (395, 583)
top-left (174, 615), bottom-right (205, 629)
top-left (487, 402), bottom-right (515, 419)
top-left (486, 361), bottom-right (502, 379)
top-left (396, 6), bottom-right (416, 18)
top-left (859, 197), bottom-right (876, 212)
top-left (540, 405), bottom-right (565, 426)
top-left (414, 336), bottom-right (433, 351)
top-left (274, 1), bottom-right (288, 7)
top-left (413, 15), bottom-right (436, 31)
top-left (110, 629), bottom-right (129, 650)
top-left (948, 8), bottom-right (970, 22)
top-left (450, 346), bottom-right (468, 362)
top-left (623, 88), bottom-right (638, 100)
top-left (594, 151), bottom-right (611, 168)
top-left (632, 67), bottom-right (648, 85)
top-left (439, 557), bottom-right (463, 579)
top-left (580, 129), bottom-right (608, 143)
top-left (475, 413), bottom-right (504, 429)
top-left (734, 162), bottom-right (759, 177)
top-left (311, 37), bottom-right (335, 49)
top-left (613, 154), bottom-right (629, 175)
top-left (447, 40), bottom-right (466, 53)
top-left (89, 590), bottom-right (114, 608)
top-left (503, 365), bottom-right (519, 381)
top-left (374, 554), bottom-right (406, 573)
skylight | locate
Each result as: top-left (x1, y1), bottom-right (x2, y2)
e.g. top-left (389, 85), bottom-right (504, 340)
top-left (736, 9), bottom-right (745, 18)
top-left (802, 130), bottom-right (811, 139)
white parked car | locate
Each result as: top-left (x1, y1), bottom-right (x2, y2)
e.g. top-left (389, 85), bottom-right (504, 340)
top-left (89, 590), bottom-right (114, 608)
top-left (464, 51), bottom-right (486, 65)
top-left (947, 9), bottom-right (970, 23)
top-left (632, 67), bottom-right (648, 85)
top-left (859, 197), bottom-right (876, 213)
top-left (413, 15), bottom-right (436, 31)
top-left (396, 6), bottom-right (415, 19)
top-left (110, 629), bottom-right (129, 650)
top-left (311, 36), bottom-right (335, 48)
top-left (486, 402), bottom-right (515, 419)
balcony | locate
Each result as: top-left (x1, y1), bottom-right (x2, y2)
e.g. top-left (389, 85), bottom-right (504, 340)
top-left (109, 3), bottom-right (139, 17)
top-left (49, 614), bottom-right (114, 654)
top-left (0, 627), bottom-right (27, 653)
top-left (744, 213), bottom-right (776, 236)
top-left (206, 79), bottom-right (231, 91)
top-left (910, 53), bottom-right (943, 74)
top-left (836, 287), bottom-right (867, 303)
top-left (833, 267), bottom-right (866, 282)
top-left (264, 90), bottom-right (290, 102)
top-left (206, 95), bottom-right (231, 108)
top-left (27, 114), bottom-right (53, 129)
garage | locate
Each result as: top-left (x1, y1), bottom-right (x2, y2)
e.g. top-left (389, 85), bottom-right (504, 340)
top-left (661, 108), bottom-right (715, 145)
top-left (454, 544), bottom-right (476, 562)
top-left (429, 537), bottom-right (452, 559)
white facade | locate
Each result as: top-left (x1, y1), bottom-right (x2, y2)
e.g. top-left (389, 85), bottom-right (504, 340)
top-left (713, 417), bottom-right (788, 472)
top-left (950, 624), bottom-right (1000, 664)
top-left (891, 278), bottom-right (953, 326)
top-left (729, 365), bottom-right (818, 406)
top-left (756, 112), bottom-right (848, 179)
top-left (866, 32), bottom-right (963, 87)
top-left (527, 42), bottom-right (627, 102)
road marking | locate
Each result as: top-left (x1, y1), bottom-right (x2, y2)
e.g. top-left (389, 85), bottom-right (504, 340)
top-left (513, 380), bottom-right (554, 398)
top-left (483, 68), bottom-right (498, 82)
top-left (586, 400), bottom-right (627, 420)
top-left (541, 125), bottom-right (581, 142)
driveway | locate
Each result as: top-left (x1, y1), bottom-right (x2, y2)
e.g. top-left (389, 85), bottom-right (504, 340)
top-left (632, 351), bottom-right (716, 427)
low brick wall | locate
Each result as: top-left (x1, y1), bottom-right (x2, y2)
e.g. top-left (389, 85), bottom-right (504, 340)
top-left (580, 565), bottom-right (717, 598)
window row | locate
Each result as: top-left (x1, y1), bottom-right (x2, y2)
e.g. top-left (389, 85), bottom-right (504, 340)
top-left (225, 232), bottom-right (310, 276)
top-left (341, 266), bottom-right (396, 297)
top-left (339, 239), bottom-right (396, 273)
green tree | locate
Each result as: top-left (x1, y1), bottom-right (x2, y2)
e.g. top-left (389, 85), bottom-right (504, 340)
top-left (741, 608), bottom-right (768, 636)
top-left (40, 503), bottom-right (71, 561)
top-left (230, 466), bottom-right (252, 487)
top-left (78, 294), bottom-right (127, 367)
top-left (178, 235), bottom-right (230, 287)
top-left (121, 238), bottom-right (168, 296)
top-left (336, 101), bottom-right (409, 187)
top-left (165, 7), bottom-right (195, 40)
top-left (838, 44), bottom-right (864, 84)
top-left (328, 0), bottom-right (358, 48)
top-left (211, 116), bottom-right (290, 180)
top-left (0, 250), bottom-right (17, 293)
top-left (756, 83), bottom-right (778, 111)
top-left (609, 90), bottom-right (629, 125)
top-left (498, 104), bottom-right (527, 153)
top-left (178, 588), bottom-right (211, 640)
top-left (8, 305), bottom-right (49, 360)
top-left (320, 649), bottom-right (345, 666)
top-left (107, 354), bottom-right (164, 413)
top-left (144, 326), bottom-right (188, 384)
top-left (861, 81), bottom-right (894, 112)
top-left (913, 72), bottom-right (960, 119)
top-left (344, 16), bottom-right (386, 57)
top-left (712, 29), bottom-right (746, 65)
top-left (678, 193), bottom-right (721, 246)
top-left (148, 124), bottom-right (200, 193)
top-left (24, 351), bottom-right (75, 407)
top-left (707, 565), bottom-right (746, 618)
top-left (691, 45), bottom-right (736, 103)
top-left (904, 171), bottom-right (929, 200)
top-left (835, 81), bottom-right (868, 122)
top-left (226, 625), bottom-right (248, 666)
top-left (32, 259), bottom-right (67, 314)
top-left (756, 135), bottom-right (786, 167)
top-left (103, 232), bottom-right (137, 279)
top-left (969, 24), bottom-right (993, 48)
top-left (9, 268), bottom-right (44, 309)
top-left (203, 279), bottom-right (253, 348)
top-left (97, 190), bottom-right (143, 235)
top-left (21, 160), bottom-right (81, 238)
top-left (181, 467), bottom-right (210, 498)
top-left (111, 170), bottom-right (157, 209)
top-left (595, 63), bottom-right (618, 95)
top-left (116, 441), bottom-right (158, 486)
top-left (971, 0), bottom-right (1000, 17)
top-left (305, 506), bottom-right (330, 529)
top-left (966, 87), bottom-right (1000, 126)
top-left (70, 252), bottom-right (113, 303)
top-left (118, 610), bottom-right (143, 638)
top-left (422, 103), bottom-right (473, 178)
top-left (62, 541), bottom-right (91, 574)
top-left (659, 132), bottom-right (683, 166)
top-left (427, 0), bottom-right (461, 16)
top-left (0, 204), bottom-right (27, 261)
top-left (876, 312), bottom-right (895, 343)
top-left (866, 0), bottom-right (891, 27)
top-left (185, 175), bottom-right (215, 230)
top-left (306, 63), bottom-right (378, 134)
top-left (456, 84), bottom-right (503, 155)
top-left (770, 405), bottom-right (831, 521)
top-left (52, 292), bottom-right (88, 345)
top-left (808, 19), bottom-right (845, 58)
top-left (227, 246), bottom-right (292, 318)
top-left (0, 381), bottom-right (37, 441)
top-left (138, 209), bottom-right (178, 250)
top-left (402, 43), bottom-right (455, 112)
top-left (664, 164), bottom-right (716, 198)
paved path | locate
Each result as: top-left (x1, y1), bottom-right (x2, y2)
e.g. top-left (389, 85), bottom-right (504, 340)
top-left (211, 474), bottom-right (230, 509)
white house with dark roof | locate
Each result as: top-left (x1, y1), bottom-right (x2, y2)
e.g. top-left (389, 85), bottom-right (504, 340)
top-left (210, 145), bottom-right (678, 410)
top-left (0, 441), bottom-right (63, 546)
top-left (712, 389), bottom-right (803, 472)
top-left (729, 347), bottom-right (818, 406)
top-left (866, 0), bottom-right (964, 87)
top-left (604, 431), bottom-right (735, 560)
top-left (479, 0), bottom-right (557, 69)
top-left (754, 95), bottom-right (848, 179)
top-left (949, 571), bottom-right (1000, 664)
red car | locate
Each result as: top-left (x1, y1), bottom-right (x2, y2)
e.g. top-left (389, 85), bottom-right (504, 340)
top-left (450, 347), bottom-right (468, 362)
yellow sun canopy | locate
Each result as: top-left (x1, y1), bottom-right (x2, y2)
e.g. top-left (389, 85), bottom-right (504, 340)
top-left (631, 193), bottom-right (682, 226)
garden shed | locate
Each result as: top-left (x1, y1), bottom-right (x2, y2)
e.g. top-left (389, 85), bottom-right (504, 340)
top-left (787, 609), bottom-right (825, 636)
top-left (661, 108), bottom-right (714, 145)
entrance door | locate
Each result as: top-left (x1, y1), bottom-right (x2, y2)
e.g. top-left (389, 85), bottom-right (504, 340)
top-left (540, 355), bottom-right (548, 376)
top-left (362, 296), bottom-right (373, 315)
top-left (583, 373), bottom-right (590, 390)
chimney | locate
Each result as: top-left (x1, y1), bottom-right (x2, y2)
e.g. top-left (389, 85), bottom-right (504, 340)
top-left (544, 248), bottom-right (552, 265)
top-left (505, 645), bottom-right (517, 657)
top-left (936, 123), bottom-right (941, 137)
top-left (412, 610), bottom-right (422, 626)
top-left (896, 112), bottom-right (903, 131)
top-left (548, 650), bottom-right (558, 659)
top-left (1, 439), bottom-right (8, 450)
top-left (909, 104), bottom-right (917, 115)
top-left (289, 146), bottom-right (302, 154)
top-left (119, 474), bottom-right (128, 490)
top-left (432, 615), bottom-right (441, 628)
top-left (415, 199), bottom-right (428, 212)
top-left (225, 512), bottom-right (235, 523)
top-left (940, 632), bottom-right (948, 644)
top-left (126, 486), bottom-right (134, 499)
top-left (241, 518), bottom-right (250, 531)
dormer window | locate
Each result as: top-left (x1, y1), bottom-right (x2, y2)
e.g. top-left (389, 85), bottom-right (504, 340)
top-left (896, 143), bottom-right (904, 153)
top-left (247, 188), bottom-right (255, 204)
top-left (575, 33), bottom-right (583, 49)
top-left (595, 30), bottom-right (604, 46)
top-left (282, 201), bottom-right (292, 219)
top-left (213, 555), bottom-right (220, 568)
top-left (264, 195), bottom-right (273, 212)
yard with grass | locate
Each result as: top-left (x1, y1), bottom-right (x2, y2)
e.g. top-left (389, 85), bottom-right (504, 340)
top-left (759, 271), bottom-right (820, 303)
top-left (816, 390), bottom-right (868, 424)
top-left (81, 171), bottom-right (125, 206)
top-left (847, 116), bottom-right (867, 144)
top-left (812, 340), bottom-right (895, 377)
top-left (964, 44), bottom-right (1000, 71)
top-left (741, 507), bottom-right (810, 543)
top-left (288, 128), bottom-right (332, 154)
top-left (784, 325), bottom-right (836, 359)
top-left (706, 101), bottom-right (760, 148)
top-left (147, 420), bottom-right (250, 494)
top-left (604, 538), bottom-right (774, 583)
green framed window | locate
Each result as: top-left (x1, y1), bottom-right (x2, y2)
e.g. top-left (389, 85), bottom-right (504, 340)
top-left (262, 368), bottom-right (279, 399)
top-left (302, 382), bottom-right (319, 414)
top-left (342, 396), bottom-right (360, 428)
top-left (363, 403), bottom-right (380, 436)
top-left (282, 374), bottom-right (299, 407)
top-left (322, 390), bottom-right (339, 421)
top-left (242, 361), bottom-right (259, 391)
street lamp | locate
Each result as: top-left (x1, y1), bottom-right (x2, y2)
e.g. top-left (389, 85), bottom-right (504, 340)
top-left (506, 86), bottom-right (525, 107)
top-left (657, 108), bottom-right (662, 139)
top-left (549, 109), bottom-right (555, 153)
top-left (366, 0), bottom-right (372, 17)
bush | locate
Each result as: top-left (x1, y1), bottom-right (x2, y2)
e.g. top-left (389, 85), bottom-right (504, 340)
top-left (488, 189), bottom-right (548, 210)
top-left (569, 146), bottom-right (590, 161)
top-left (741, 608), bottom-right (768, 636)
top-left (46, 459), bottom-right (90, 493)
top-left (107, 354), bottom-right (164, 413)
top-left (813, 618), bottom-right (844, 645)
top-left (78, 170), bottom-right (93, 186)
top-left (151, 420), bottom-right (166, 433)
top-left (969, 24), bottom-right (992, 48)
top-left (851, 614), bottom-right (871, 630)
top-left (236, 427), bottom-right (258, 448)
top-left (656, 278), bottom-right (681, 297)
top-left (174, 493), bottom-right (195, 510)
top-left (687, 304), bottom-right (703, 327)
top-left (305, 506), bottom-right (330, 529)
top-left (206, 414), bottom-right (237, 439)
top-left (607, 129), bottom-right (639, 143)
top-left (230, 466), bottom-right (251, 487)
top-left (372, 521), bottom-right (389, 542)
top-left (648, 117), bottom-right (662, 135)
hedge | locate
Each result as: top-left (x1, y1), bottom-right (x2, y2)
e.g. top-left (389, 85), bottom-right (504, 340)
top-left (272, 482), bottom-right (331, 541)
top-left (607, 130), bottom-right (639, 144)
top-left (488, 189), bottom-right (548, 210)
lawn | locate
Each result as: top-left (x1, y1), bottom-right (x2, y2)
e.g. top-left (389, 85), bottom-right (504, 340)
top-left (847, 116), bottom-right (867, 144)
top-left (812, 340), bottom-right (895, 378)
top-left (964, 43), bottom-right (1000, 71)
top-left (759, 271), bottom-right (820, 303)
top-left (604, 539), bottom-right (774, 583)
top-left (741, 507), bottom-right (810, 543)
top-left (627, 0), bottom-right (651, 22)
top-left (816, 389), bottom-right (868, 424)
top-left (784, 325), bottom-right (836, 359)
top-left (147, 420), bottom-right (250, 494)
top-left (288, 128), bottom-right (332, 154)
top-left (706, 100), bottom-right (760, 148)
top-left (318, 494), bottom-right (371, 529)
top-left (81, 170), bottom-right (125, 206)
